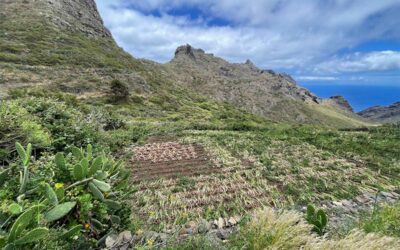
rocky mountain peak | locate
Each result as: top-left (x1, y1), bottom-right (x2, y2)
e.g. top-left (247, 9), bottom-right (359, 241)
top-left (174, 44), bottom-right (205, 60)
top-left (323, 96), bottom-right (354, 113)
top-left (244, 59), bottom-right (261, 72)
top-left (1, 0), bottom-right (112, 38)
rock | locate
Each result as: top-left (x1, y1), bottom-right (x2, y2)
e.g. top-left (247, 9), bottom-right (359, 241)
top-left (217, 217), bottom-right (225, 229)
top-left (228, 217), bottom-right (237, 226)
top-left (105, 234), bottom-right (118, 248)
top-left (158, 233), bottom-right (168, 243)
top-left (380, 191), bottom-right (395, 199)
top-left (332, 201), bottom-right (342, 207)
top-left (216, 229), bottom-right (230, 240)
top-left (104, 231), bottom-right (133, 250)
top-left (211, 220), bottom-right (218, 229)
top-left (198, 219), bottom-right (211, 233)
top-left (185, 221), bottom-right (197, 229)
top-left (323, 96), bottom-right (354, 113)
top-left (341, 200), bottom-right (354, 208)
top-left (117, 231), bottom-right (133, 243)
top-left (355, 196), bottom-right (369, 204)
top-left (143, 231), bottom-right (159, 243)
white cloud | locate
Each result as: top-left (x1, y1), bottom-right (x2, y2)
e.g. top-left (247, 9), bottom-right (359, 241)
top-left (316, 51), bottom-right (400, 73)
top-left (95, 0), bottom-right (400, 74)
top-left (296, 76), bottom-right (338, 81)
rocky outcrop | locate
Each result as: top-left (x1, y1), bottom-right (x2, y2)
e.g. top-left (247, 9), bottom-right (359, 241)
top-left (168, 44), bottom-right (334, 123)
top-left (1, 0), bottom-right (111, 38)
top-left (358, 102), bottom-right (400, 123)
top-left (323, 96), bottom-right (354, 113)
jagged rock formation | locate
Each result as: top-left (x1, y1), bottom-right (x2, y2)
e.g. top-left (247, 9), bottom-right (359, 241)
top-left (323, 96), bottom-right (354, 113)
top-left (167, 44), bottom-right (368, 125)
top-left (358, 102), bottom-right (400, 123)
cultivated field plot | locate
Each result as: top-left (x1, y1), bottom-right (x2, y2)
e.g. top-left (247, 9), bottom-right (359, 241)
top-left (131, 141), bottom-right (215, 180)
top-left (130, 130), bottom-right (397, 228)
top-left (130, 138), bottom-right (275, 226)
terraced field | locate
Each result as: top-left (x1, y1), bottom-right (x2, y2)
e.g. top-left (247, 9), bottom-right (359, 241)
top-left (129, 128), bottom-right (398, 228)
top-left (131, 141), bottom-right (214, 181)
top-left (130, 138), bottom-right (275, 226)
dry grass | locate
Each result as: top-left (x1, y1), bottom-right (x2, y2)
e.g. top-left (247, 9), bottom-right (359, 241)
top-left (230, 208), bottom-right (400, 250)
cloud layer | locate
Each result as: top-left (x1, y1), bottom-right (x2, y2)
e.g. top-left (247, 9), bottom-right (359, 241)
top-left (96, 0), bottom-right (400, 79)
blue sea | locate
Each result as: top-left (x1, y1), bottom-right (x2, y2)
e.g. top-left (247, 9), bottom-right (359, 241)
top-left (300, 84), bottom-right (400, 112)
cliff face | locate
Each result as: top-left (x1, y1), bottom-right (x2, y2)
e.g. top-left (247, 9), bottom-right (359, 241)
top-left (0, 0), bottom-right (137, 68)
top-left (323, 96), bottom-right (354, 113)
top-left (358, 102), bottom-right (400, 123)
top-left (0, 0), bottom-right (111, 38)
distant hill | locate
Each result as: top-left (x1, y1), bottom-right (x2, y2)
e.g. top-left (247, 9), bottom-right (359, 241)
top-left (358, 102), bottom-right (400, 123)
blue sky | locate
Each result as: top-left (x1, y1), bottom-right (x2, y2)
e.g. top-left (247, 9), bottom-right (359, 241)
top-left (96, 0), bottom-right (400, 109)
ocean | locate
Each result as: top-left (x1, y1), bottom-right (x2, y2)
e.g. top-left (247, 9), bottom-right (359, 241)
top-left (300, 84), bottom-right (400, 112)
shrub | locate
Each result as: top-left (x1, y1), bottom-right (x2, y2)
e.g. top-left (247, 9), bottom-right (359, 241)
top-left (110, 79), bottom-right (129, 102)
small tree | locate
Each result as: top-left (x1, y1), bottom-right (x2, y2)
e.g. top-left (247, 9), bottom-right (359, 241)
top-left (110, 79), bottom-right (129, 102)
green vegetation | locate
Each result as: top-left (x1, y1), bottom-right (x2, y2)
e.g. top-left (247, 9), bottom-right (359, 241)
top-left (360, 202), bottom-right (400, 237)
top-left (110, 79), bottom-right (130, 102)
top-left (1, 89), bottom-right (400, 248)
top-left (0, 142), bottom-right (129, 249)
top-left (1, 1), bottom-right (399, 247)
top-left (0, 12), bottom-right (138, 69)
top-left (306, 205), bottom-right (328, 236)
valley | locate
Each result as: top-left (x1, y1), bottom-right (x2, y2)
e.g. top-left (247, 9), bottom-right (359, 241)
top-left (0, 0), bottom-right (399, 249)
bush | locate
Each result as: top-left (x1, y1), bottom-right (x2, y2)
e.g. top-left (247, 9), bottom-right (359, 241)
top-left (0, 100), bottom-right (51, 163)
top-left (110, 79), bottom-right (129, 102)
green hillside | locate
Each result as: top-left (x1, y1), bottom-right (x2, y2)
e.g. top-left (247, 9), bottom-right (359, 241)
top-left (1, 1), bottom-right (399, 249)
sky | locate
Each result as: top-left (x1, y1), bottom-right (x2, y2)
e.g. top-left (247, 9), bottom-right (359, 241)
top-left (96, 0), bottom-right (400, 110)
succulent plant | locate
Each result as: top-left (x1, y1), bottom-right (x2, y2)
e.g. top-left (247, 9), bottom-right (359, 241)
top-left (15, 142), bottom-right (32, 194)
top-left (306, 204), bottom-right (328, 236)
top-left (3, 205), bottom-right (49, 249)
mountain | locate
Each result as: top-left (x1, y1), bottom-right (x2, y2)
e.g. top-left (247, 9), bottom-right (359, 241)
top-left (0, 0), bottom-right (136, 68)
top-left (0, 1), bottom-right (368, 127)
top-left (358, 102), bottom-right (400, 123)
top-left (167, 44), bottom-right (366, 126)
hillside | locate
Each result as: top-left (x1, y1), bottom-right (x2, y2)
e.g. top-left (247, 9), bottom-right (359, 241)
top-left (1, 1), bottom-right (399, 249)
top-left (167, 44), bottom-right (368, 126)
top-left (0, 1), bottom-right (368, 127)
top-left (358, 102), bottom-right (400, 123)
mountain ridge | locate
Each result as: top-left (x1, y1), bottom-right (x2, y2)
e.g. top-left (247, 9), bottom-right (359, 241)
top-left (167, 44), bottom-right (365, 126)
top-left (358, 102), bottom-right (400, 123)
